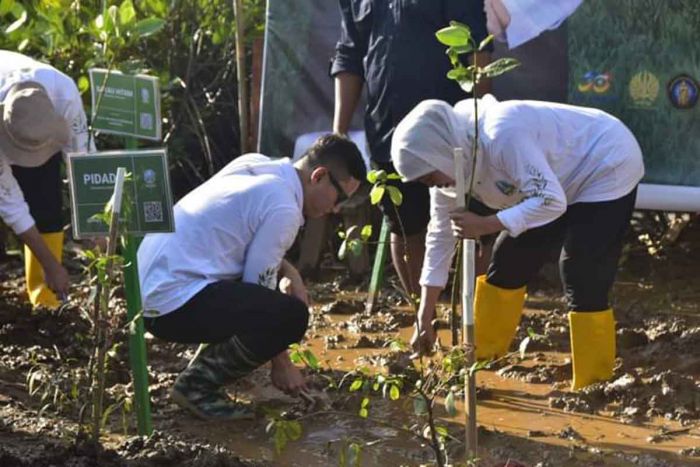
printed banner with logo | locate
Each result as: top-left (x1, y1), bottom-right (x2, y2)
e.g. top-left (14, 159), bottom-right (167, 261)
top-left (567, 0), bottom-right (700, 187)
top-left (260, 0), bottom-right (700, 193)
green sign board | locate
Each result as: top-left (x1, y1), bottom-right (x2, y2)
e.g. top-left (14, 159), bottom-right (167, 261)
top-left (67, 149), bottom-right (174, 238)
top-left (89, 69), bottom-right (161, 141)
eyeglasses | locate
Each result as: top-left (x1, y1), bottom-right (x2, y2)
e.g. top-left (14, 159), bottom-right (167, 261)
top-left (327, 171), bottom-right (348, 206)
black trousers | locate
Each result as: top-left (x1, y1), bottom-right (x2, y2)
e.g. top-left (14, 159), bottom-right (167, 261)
top-left (485, 187), bottom-right (638, 312)
top-left (12, 152), bottom-right (63, 233)
top-left (144, 280), bottom-right (310, 362)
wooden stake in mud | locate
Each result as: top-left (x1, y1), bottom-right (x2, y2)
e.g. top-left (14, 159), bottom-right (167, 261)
top-left (454, 147), bottom-right (478, 460)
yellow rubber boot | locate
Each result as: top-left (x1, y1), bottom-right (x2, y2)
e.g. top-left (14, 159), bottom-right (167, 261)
top-left (474, 275), bottom-right (526, 361)
top-left (25, 231), bottom-right (63, 309)
top-left (569, 309), bottom-right (616, 390)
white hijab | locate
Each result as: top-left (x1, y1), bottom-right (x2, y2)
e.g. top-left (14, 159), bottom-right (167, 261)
top-left (391, 94), bottom-right (499, 187)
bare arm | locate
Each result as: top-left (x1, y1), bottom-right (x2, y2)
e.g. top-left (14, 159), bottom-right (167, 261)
top-left (410, 285), bottom-right (443, 355)
top-left (18, 225), bottom-right (69, 297)
top-left (333, 72), bottom-right (363, 135)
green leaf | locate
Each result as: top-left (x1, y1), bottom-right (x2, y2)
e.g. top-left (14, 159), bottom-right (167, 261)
top-left (289, 350), bottom-right (302, 364)
top-left (389, 384), bottom-right (400, 401)
top-left (0, 0), bottom-right (15, 16)
top-left (448, 44), bottom-right (474, 55)
top-left (303, 349), bottom-right (320, 370)
top-left (348, 239), bottom-right (363, 257)
top-left (360, 224), bottom-right (372, 241)
top-left (132, 17), bottom-right (166, 38)
top-left (119, 0), bottom-right (136, 25)
top-left (480, 57), bottom-right (521, 78)
top-left (361, 396), bottom-right (370, 408)
top-left (458, 80), bottom-right (475, 94)
top-left (413, 396), bottom-right (428, 415)
top-left (386, 185), bottom-right (403, 206)
top-left (349, 378), bottom-right (363, 392)
top-left (274, 427), bottom-right (287, 454)
top-left (519, 336), bottom-right (531, 359)
top-left (435, 425), bottom-right (449, 439)
top-left (369, 185), bottom-right (385, 205)
top-left (78, 76), bottom-right (90, 94)
top-left (479, 34), bottom-right (495, 51)
top-left (347, 443), bottom-right (362, 467)
top-left (4, 6), bottom-right (26, 34)
top-left (337, 240), bottom-right (347, 261)
top-left (446, 48), bottom-right (460, 67)
top-left (345, 225), bottom-right (359, 238)
top-left (144, 0), bottom-right (167, 15)
top-left (435, 23), bottom-right (472, 47)
top-left (527, 326), bottom-right (538, 339)
top-left (366, 170), bottom-right (379, 184)
top-left (386, 172), bottom-right (402, 180)
top-left (17, 37), bottom-right (28, 51)
top-left (359, 408), bottom-right (368, 418)
top-left (284, 420), bottom-right (302, 440)
top-left (389, 340), bottom-right (408, 352)
top-left (444, 391), bottom-right (457, 417)
top-left (107, 5), bottom-right (119, 34)
top-left (212, 30), bottom-right (223, 45)
top-left (469, 360), bottom-right (489, 377)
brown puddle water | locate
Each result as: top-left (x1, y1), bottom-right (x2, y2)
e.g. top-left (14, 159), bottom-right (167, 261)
top-left (159, 297), bottom-right (700, 467)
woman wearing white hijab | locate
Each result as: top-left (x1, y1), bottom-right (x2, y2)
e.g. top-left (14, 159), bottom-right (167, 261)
top-left (391, 95), bottom-right (644, 390)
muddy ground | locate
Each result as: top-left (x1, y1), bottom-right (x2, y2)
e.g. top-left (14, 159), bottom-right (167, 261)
top-left (0, 218), bottom-right (699, 466)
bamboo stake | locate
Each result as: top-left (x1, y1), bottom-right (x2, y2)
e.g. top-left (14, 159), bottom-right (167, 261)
top-left (454, 148), bottom-right (478, 460)
top-left (233, 0), bottom-right (249, 153)
top-left (91, 167), bottom-right (126, 441)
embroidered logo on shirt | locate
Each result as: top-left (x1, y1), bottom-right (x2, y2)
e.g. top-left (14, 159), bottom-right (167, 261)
top-left (521, 165), bottom-right (554, 207)
top-left (495, 180), bottom-right (516, 196)
top-left (258, 267), bottom-right (278, 289)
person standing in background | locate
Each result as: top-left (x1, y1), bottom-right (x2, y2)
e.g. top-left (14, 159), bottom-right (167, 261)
top-left (0, 50), bottom-right (94, 308)
top-left (330, 0), bottom-right (491, 302)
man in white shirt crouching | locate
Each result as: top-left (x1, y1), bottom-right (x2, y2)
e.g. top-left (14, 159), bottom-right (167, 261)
top-left (137, 134), bottom-right (365, 420)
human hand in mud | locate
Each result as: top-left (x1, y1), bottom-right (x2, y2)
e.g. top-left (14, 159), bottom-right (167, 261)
top-left (410, 319), bottom-right (437, 357)
top-left (44, 262), bottom-right (70, 299)
top-left (271, 351), bottom-right (309, 396)
top-left (449, 211), bottom-right (504, 239)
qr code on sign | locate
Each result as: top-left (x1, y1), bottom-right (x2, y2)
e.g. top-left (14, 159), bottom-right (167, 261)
top-left (140, 112), bottom-right (153, 130)
top-left (143, 201), bottom-right (163, 223)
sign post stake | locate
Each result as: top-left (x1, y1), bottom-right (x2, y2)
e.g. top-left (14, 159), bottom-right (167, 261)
top-left (365, 217), bottom-right (391, 313)
top-left (122, 137), bottom-right (152, 436)
top-left (81, 69), bottom-right (170, 436)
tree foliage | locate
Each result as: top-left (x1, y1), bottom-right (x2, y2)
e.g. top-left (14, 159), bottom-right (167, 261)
top-left (0, 0), bottom-right (266, 196)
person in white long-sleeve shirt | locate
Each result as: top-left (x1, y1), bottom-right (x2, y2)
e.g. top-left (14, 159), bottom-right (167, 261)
top-left (0, 50), bottom-right (94, 308)
top-left (484, 0), bottom-right (583, 49)
top-left (138, 134), bottom-right (365, 420)
top-left (391, 95), bottom-right (644, 390)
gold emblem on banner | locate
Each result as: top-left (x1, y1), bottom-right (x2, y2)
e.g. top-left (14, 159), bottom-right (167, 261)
top-left (629, 71), bottom-right (660, 107)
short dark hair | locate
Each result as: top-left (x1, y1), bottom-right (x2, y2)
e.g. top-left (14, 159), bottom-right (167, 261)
top-left (299, 134), bottom-right (366, 183)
